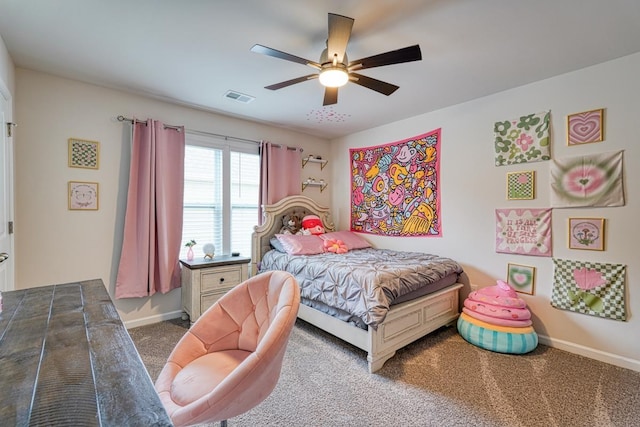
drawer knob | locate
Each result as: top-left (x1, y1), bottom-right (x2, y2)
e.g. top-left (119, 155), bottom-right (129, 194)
top-left (219, 277), bottom-right (225, 283)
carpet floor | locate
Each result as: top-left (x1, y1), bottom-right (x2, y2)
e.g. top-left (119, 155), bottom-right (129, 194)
top-left (129, 318), bottom-right (640, 427)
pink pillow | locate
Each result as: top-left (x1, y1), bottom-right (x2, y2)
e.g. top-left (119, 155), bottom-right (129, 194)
top-left (320, 231), bottom-right (371, 250)
top-left (275, 234), bottom-right (325, 255)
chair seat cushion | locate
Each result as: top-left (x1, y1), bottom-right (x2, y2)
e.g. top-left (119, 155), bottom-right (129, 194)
top-left (171, 349), bottom-right (252, 406)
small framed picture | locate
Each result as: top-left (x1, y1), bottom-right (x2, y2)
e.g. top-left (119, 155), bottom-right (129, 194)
top-left (69, 181), bottom-right (99, 210)
top-left (507, 263), bottom-right (536, 295)
top-left (68, 138), bottom-right (100, 169)
top-left (506, 170), bottom-right (535, 200)
top-left (568, 217), bottom-right (605, 251)
top-left (567, 108), bottom-right (604, 146)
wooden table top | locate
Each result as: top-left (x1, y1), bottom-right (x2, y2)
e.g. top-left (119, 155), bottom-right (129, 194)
top-left (0, 279), bottom-right (172, 426)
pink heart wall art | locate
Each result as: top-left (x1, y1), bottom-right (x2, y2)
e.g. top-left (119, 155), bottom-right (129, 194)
top-left (567, 108), bottom-right (604, 145)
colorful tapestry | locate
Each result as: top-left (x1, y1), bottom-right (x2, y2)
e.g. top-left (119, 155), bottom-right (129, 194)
top-left (551, 258), bottom-right (626, 321)
top-left (350, 129), bottom-right (441, 236)
top-left (495, 208), bottom-right (552, 257)
top-left (550, 150), bottom-right (624, 207)
top-left (494, 111), bottom-right (551, 166)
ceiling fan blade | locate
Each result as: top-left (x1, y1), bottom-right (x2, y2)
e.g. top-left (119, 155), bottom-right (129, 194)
top-left (250, 44), bottom-right (321, 70)
top-left (348, 45), bottom-right (422, 71)
top-left (349, 72), bottom-right (399, 96)
top-left (327, 13), bottom-right (354, 64)
top-left (323, 87), bottom-right (338, 106)
top-left (265, 74), bottom-right (318, 90)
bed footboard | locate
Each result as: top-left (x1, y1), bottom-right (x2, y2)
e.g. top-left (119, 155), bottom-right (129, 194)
top-left (298, 283), bottom-right (463, 373)
top-left (368, 283), bottom-right (462, 373)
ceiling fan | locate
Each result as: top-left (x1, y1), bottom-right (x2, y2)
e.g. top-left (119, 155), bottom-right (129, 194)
top-left (250, 13), bottom-right (422, 106)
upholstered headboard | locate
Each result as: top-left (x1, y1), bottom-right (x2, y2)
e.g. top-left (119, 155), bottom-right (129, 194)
top-left (251, 195), bottom-right (335, 275)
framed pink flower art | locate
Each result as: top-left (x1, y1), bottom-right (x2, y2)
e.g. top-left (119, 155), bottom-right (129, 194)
top-left (506, 171), bottom-right (535, 200)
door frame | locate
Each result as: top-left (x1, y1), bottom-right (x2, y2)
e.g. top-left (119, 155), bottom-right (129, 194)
top-left (0, 77), bottom-right (15, 291)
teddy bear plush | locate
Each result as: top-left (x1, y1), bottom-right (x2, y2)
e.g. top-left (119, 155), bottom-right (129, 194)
top-left (279, 214), bottom-right (301, 235)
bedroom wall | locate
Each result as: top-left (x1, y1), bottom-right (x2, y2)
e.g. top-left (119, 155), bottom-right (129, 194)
top-left (330, 52), bottom-right (640, 372)
top-left (13, 68), bottom-right (332, 326)
top-left (0, 36), bottom-right (14, 96)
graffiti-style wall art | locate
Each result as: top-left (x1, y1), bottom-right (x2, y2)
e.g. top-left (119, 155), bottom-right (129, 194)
top-left (350, 129), bottom-right (441, 237)
top-left (495, 208), bottom-right (552, 257)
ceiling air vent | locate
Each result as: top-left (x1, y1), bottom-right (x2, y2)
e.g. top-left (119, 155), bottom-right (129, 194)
top-left (224, 90), bottom-right (255, 104)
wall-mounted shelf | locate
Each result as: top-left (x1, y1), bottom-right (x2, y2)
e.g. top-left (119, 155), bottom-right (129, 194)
top-left (302, 155), bottom-right (328, 170)
top-left (302, 178), bottom-right (328, 192)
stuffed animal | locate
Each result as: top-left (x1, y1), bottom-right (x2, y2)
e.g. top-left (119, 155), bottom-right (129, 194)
top-left (301, 215), bottom-right (325, 235)
top-left (279, 214), bottom-right (301, 235)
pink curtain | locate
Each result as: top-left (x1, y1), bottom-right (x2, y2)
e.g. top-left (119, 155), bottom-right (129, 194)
top-left (116, 119), bottom-right (185, 298)
top-left (259, 141), bottom-right (302, 223)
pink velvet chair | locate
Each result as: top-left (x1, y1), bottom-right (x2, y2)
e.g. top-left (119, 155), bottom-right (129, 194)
top-left (155, 270), bottom-right (301, 426)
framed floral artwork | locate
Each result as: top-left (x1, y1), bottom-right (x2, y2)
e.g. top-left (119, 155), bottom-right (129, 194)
top-left (507, 263), bottom-right (535, 295)
top-left (68, 181), bottom-right (99, 210)
top-left (569, 218), bottom-right (605, 251)
top-left (506, 170), bottom-right (535, 200)
top-left (567, 108), bottom-right (604, 145)
top-left (68, 138), bottom-right (100, 169)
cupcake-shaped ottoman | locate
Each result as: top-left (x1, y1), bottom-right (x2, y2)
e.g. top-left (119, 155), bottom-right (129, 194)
top-left (457, 280), bottom-right (538, 354)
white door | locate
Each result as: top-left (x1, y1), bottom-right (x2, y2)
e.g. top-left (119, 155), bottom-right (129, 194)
top-left (0, 84), bottom-right (14, 292)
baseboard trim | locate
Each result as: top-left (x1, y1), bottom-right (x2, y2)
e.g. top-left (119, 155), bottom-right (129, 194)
top-left (538, 334), bottom-right (640, 373)
top-left (123, 310), bottom-right (184, 330)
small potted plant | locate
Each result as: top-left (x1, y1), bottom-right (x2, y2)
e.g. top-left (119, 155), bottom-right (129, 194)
top-left (185, 239), bottom-right (196, 261)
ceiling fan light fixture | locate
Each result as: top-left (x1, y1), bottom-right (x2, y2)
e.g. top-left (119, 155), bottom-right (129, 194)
top-left (319, 65), bottom-right (349, 88)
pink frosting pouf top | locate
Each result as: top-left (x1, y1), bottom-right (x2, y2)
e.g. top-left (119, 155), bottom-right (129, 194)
top-left (463, 280), bottom-right (532, 327)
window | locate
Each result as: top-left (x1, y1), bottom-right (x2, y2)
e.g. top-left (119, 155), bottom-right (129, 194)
top-left (181, 133), bottom-right (259, 259)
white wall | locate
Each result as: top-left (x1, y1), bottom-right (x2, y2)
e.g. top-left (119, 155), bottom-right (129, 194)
top-left (330, 53), bottom-right (640, 371)
top-left (14, 69), bottom-right (332, 326)
top-left (0, 35), bottom-right (15, 96)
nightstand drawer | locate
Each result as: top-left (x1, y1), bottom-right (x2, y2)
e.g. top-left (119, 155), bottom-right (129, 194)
top-left (201, 266), bottom-right (243, 292)
top-left (201, 289), bottom-right (231, 313)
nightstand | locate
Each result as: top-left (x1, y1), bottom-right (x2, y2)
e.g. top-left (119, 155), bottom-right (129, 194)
top-left (180, 255), bottom-right (251, 324)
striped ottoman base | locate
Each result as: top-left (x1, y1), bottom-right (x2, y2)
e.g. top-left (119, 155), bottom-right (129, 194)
top-left (457, 312), bottom-right (538, 354)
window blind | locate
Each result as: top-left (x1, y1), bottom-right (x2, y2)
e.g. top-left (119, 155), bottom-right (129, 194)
top-left (181, 139), bottom-right (259, 259)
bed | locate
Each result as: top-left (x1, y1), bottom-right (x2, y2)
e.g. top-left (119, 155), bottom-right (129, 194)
top-left (251, 195), bottom-right (464, 373)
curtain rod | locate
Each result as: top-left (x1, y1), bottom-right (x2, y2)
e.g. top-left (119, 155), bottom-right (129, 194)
top-left (116, 115), bottom-right (301, 151)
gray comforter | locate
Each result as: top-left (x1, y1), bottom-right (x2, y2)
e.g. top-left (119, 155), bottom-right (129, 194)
top-left (259, 248), bottom-right (463, 327)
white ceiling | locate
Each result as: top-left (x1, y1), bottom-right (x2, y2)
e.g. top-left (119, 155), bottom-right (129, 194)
top-left (1, 0), bottom-right (640, 139)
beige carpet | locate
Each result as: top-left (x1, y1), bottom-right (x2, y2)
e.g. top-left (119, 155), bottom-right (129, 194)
top-left (129, 318), bottom-right (640, 427)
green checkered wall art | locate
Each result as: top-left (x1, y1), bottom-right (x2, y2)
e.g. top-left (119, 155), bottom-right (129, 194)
top-left (551, 258), bottom-right (626, 321)
top-left (507, 170), bottom-right (535, 200)
top-left (69, 138), bottom-right (100, 169)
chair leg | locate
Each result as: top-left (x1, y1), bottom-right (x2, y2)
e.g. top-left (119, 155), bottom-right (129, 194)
top-left (220, 420), bottom-right (227, 427)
